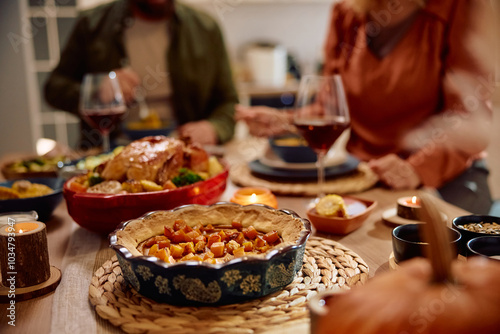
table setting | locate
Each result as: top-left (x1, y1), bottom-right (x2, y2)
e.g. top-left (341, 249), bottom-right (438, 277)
top-left (0, 138), bottom-right (490, 333)
top-left (1, 74), bottom-right (499, 334)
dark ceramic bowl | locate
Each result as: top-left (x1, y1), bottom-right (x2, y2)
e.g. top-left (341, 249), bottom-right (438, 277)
top-left (109, 202), bottom-right (312, 306)
top-left (0, 177), bottom-right (65, 222)
top-left (452, 215), bottom-right (500, 255)
top-left (467, 237), bottom-right (500, 261)
top-left (392, 223), bottom-right (461, 264)
top-left (269, 134), bottom-right (317, 163)
top-left (63, 168), bottom-right (229, 235)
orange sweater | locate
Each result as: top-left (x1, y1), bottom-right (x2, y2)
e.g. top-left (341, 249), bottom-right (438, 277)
top-left (323, 0), bottom-right (494, 188)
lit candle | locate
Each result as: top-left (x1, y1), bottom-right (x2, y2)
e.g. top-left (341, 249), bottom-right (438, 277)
top-left (0, 211), bottom-right (38, 227)
top-left (396, 196), bottom-right (422, 221)
top-left (230, 187), bottom-right (278, 209)
top-left (403, 196), bottom-right (420, 207)
top-left (7, 222), bottom-right (44, 234)
top-left (0, 220), bottom-right (51, 288)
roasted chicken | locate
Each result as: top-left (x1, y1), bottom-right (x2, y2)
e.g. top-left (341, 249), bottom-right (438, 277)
top-left (100, 136), bottom-right (209, 185)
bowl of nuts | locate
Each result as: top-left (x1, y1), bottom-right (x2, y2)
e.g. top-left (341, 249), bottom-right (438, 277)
top-left (452, 215), bottom-right (500, 256)
top-left (109, 202), bottom-right (311, 306)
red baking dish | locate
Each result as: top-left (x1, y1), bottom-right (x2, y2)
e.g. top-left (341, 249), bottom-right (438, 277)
top-left (63, 168), bottom-right (229, 234)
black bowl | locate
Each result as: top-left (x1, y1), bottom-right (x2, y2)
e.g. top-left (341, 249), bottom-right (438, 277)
top-left (269, 134), bottom-right (317, 163)
top-left (467, 237), bottom-right (500, 261)
top-left (109, 202), bottom-right (311, 306)
top-left (452, 215), bottom-right (500, 255)
top-left (392, 223), bottom-right (461, 264)
top-left (0, 177), bottom-right (65, 222)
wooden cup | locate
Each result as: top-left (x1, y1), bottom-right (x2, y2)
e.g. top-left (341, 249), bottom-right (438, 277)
top-left (0, 221), bottom-right (51, 288)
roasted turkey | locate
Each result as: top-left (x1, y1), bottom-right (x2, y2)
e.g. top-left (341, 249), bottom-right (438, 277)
top-left (100, 136), bottom-right (209, 184)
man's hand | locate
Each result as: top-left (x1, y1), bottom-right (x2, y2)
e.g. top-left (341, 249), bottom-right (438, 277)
top-left (114, 68), bottom-right (141, 104)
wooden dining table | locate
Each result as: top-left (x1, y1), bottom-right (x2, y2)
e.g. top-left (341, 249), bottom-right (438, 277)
top-left (0, 140), bottom-right (470, 334)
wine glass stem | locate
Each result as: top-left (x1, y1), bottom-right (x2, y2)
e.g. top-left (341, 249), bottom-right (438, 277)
top-left (316, 151), bottom-right (326, 199)
top-left (102, 132), bottom-right (110, 153)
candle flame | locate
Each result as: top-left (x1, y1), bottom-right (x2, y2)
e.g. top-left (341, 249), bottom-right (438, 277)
top-left (250, 193), bottom-right (257, 203)
top-left (411, 196), bottom-right (418, 205)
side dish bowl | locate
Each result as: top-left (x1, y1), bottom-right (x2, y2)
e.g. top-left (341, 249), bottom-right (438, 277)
top-left (392, 223), bottom-right (461, 264)
top-left (63, 169), bottom-right (229, 234)
top-left (467, 236), bottom-right (500, 261)
top-left (0, 177), bottom-right (65, 222)
top-left (109, 202), bottom-right (312, 306)
top-left (269, 133), bottom-right (317, 163)
top-left (452, 215), bottom-right (500, 255)
top-left (1, 157), bottom-right (63, 180)
top-left (307, 196), bottom-right (377, 235)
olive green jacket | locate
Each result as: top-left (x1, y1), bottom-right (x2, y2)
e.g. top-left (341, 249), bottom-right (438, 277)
top-left (44, 0), bottom-right (238, 145)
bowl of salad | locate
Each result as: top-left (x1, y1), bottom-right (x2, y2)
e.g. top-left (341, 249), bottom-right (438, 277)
top-left (63, 136), bottom-right (229, 234)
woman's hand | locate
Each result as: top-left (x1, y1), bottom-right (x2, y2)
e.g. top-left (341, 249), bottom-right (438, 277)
top-left (369, 154), bottom-right (421, 190)
top-left (235, 104), bottom-right (292, 137)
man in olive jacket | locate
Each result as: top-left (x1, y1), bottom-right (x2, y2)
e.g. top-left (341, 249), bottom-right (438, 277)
top-left (44, 0), bottom-right (238, 149)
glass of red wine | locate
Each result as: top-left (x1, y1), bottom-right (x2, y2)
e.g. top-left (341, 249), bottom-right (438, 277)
top-left (80, 71), bottom-right (126, 152)
top-left (293, 74), bottom-right (350, 204)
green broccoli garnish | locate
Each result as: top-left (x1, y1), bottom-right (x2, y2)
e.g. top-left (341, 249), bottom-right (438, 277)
top-left (172, 168), bottom-right (203, 187)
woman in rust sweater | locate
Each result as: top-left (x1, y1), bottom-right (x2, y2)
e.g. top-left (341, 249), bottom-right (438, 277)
top-left (237, 0), bottom-right (495, 214)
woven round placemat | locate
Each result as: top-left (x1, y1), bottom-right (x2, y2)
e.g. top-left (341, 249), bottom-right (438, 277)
top-left (89, 237), bottom-right (369, 334)
top-left (229, 162), bottom-right (379, 196)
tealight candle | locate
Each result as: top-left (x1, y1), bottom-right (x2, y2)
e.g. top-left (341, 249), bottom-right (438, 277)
top-left (230, 187), bottom-right (278, 209)
top-left (396, 196), bottom-right (422, 221)
top-left (0, 220), bottom-right (51, 288)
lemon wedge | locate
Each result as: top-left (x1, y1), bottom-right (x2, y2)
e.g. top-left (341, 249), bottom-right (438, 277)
top-left (316, 194), bottom-right (347, 217)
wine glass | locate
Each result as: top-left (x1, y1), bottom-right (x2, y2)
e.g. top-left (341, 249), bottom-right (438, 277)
top-left (293, 74), bottom-right (350, 205)
top-left (79, 71), bottom-right (126, 152)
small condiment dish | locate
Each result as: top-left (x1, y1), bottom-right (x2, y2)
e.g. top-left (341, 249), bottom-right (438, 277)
top-left (307, 196), bottom-right (377, 235)
top-left (467, 236), bottom-right (500, 261)
top-left (392, 223), bottom-right (461, 264)
top-left (452, 215), bottom-right (500, 255)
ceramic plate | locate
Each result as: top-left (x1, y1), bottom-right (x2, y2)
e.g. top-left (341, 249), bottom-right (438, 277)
top-left (249, 155), bottom-right (359, 180)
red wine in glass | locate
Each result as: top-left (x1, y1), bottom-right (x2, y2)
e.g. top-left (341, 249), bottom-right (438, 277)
top-left (294, 119), bottom-right (349, 153)
top-left (293, 74), bottom-right (350, 205)
top-left (80, 72), bottom-right (126, 152)
top-left (81, 107), bottom-right (126, 135)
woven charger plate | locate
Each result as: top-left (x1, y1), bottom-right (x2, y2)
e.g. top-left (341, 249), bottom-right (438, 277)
top-left (229, 162), bottom-right (379, 196)
top-left (89, 237), bottom-right (369, 334)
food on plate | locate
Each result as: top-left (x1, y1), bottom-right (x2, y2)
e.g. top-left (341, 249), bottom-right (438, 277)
top-left (67, 136), bottom-right (224, 194)
top-left (315, 194), bottom-right (347, 217)
top-left (115, 204), bottom-right (307, 261)
top-left (3, 156), bottom-right (65, 174)
top-left (273, 136), bottom-right (308, 147)
top-left (457, 222), bottom-right (500, 234)
top-left (75, 146), bottom-right (123, 171)
top-left (138, 219), bottom-right (282, 264)
top-left (0, 180), bottom-right (53, 200)
top-left (126, 111), bottom-right (163, 130)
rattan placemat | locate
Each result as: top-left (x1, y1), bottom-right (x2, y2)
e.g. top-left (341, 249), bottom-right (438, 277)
top-left (229, 162), bottom-right (379, 196)
top-left (89, 237), bottom-right (369, 334)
